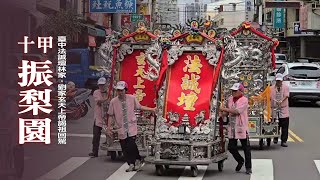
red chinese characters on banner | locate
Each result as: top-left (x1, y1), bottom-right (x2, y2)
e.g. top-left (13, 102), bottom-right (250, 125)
top-left (119, 50), bottom-right (156, 108)
top-left (164, 53), bottom-right (216, 127)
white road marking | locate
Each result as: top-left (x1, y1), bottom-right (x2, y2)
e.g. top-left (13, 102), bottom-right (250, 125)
top-left (105, 163), bottom-right (145, 180)
top-left (52, 133), bottom-right (296, 142)
top-left (250, 159), bottom-right (273, 180)
top-left (248, 138), bottom-right (294, 142)
top-left (36, 157), bottom-right (90, 180)
top-left (314, 160), bottom-right (320, 174)
top-left (178, 165), bottom-right (208, 180)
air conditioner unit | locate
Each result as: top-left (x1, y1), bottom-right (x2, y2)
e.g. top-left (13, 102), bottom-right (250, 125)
top-left (312, 1), bottom-right (320, 10)
top-left (312, 0), bottom-right (320, 5)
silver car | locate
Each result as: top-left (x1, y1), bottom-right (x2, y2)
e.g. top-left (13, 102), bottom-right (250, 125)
top-left (275, 62), bottom-right (320, 103)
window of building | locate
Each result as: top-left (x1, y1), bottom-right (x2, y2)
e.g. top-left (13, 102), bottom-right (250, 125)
top-left (266, 11), bottom-right (272, 23)
top-left (295, 9), bottom-right (300, 21)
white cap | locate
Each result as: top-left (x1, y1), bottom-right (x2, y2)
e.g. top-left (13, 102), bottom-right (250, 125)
top-left (275, 73), bottom-right (283, 81)
top-left (67, 81), bottom-right (75, 90)
top-left (97, 77), bottom-right (107, 85)
top-left (67, 81), bottom-right (75, 87)
top-left (115, 81), bottom-right (128, 90)
top-left (230, 83), bottom-right (245, 92)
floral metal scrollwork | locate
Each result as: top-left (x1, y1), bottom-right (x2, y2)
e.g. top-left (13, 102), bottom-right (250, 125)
top-left (167, 45), bottom-right (183, 65)
top-left (145, 38), bottom-right (162, 80)
top-left (202, 44), bottom-right (220, 66)
top-left (117, 44), bottom-right (133, 62)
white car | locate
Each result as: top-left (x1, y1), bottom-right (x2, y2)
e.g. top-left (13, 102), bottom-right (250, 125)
top-left (275, 53), bottom-right (287, 62)
top-left (266, 54), bottom-right (288, 82)
top-left (275, 53), bottom-right (288, 69)
top-left (275, 62), bottom-right (320, 103)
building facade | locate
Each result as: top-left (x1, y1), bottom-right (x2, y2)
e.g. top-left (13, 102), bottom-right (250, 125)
top-left (156, 0), bottom-right (180, 25)
top-left (285, 1), bottom-right (320, 59)
top-left (176, 0), bottom-right (208, 25)
top-left (262, 0), bottom-right (320, 59)
top-left (212, 11), bottom-right (246, 29)
top-left (212, 3), bottom-right (246, 30)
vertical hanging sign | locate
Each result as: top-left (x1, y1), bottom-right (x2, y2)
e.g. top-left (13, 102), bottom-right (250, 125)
top-left (245, 0), bottom-right (254, 22)
top-left (273, 0), bottom-right (284, 29)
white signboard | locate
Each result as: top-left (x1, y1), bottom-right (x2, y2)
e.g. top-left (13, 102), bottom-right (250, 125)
top-left (245, 0), bottom-right (254, 22)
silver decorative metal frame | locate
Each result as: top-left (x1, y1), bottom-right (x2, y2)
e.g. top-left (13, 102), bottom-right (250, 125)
top-left (96, 35), bottom-right (116, 74)
top-left (144, 36), bottom-right (228, 172)
top-left (103, 41), bottom-right (157, 158)
top-left (221, 26), bottom-right (280, 148)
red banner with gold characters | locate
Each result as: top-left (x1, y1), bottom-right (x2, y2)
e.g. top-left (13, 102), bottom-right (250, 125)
top-left (119, 50), bottom-right (156, 108)
top-left (164, 53), bottom-right (216, 127)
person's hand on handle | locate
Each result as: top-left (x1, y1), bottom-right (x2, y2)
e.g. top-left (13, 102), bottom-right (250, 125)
top-left (107, 128), bottom-right (113, 137)
top-left (218, 101), bottom-right (225, 112)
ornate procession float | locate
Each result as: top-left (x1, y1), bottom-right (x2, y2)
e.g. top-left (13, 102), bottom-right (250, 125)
top-left (143, 19), bottom-right (228, 177)
top-left (97, 19), bottom-right (281, 174)
top-left (99, 21), bottom-right (158, 160)
top-left (220, 22), bottom-right (280, 150)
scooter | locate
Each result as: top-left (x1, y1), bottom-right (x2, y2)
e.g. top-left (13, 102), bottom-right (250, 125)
top-left (65, 88), bottom-right (92, 120)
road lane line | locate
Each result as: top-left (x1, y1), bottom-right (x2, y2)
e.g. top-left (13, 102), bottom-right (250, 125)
top-left (314, 160), bottom-right (320, 174)
top-left (287, 136), bottom-right (295, 142)
top-left (288, 129), bottom-right (304, 142)
top-left (105, 163), bottom-right (145, 180)
top-left (250, 159), bottom-right (273, 180)
top-left (178, 165), bottom-right (207, 180)
top-left (37, 157), bottom-right (90, 180)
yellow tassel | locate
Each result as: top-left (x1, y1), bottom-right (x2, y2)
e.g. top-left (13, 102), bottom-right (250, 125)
top-left (249, 85), bottom-right (271, 122)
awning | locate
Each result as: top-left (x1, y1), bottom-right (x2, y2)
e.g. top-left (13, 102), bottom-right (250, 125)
top-left (29, 10), bottom-right (47, 28)
top-left (37, 0), bottom-right (60, 12)
top-left (81, 23), bottom-right (106, 37)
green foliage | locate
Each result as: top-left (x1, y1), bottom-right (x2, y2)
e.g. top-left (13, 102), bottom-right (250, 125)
top-left (42, 9), bottom-right (82, 40)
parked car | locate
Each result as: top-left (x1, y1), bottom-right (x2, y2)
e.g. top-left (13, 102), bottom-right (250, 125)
top-left (275, 53), bottom-right (288, 70)
top-left (275, 62), bottom-right (320, 103)
top-left (296, 57), bottom-right (320, 65)
top-left (275, 53), bottom-right (287, 62)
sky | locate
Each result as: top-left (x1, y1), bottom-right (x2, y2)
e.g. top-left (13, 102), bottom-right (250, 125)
top-left (176, 0), bottom-right (245, 11)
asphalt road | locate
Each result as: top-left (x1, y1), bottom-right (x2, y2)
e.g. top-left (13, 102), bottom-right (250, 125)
top-left (22, 100), bottom-right (320, 180)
